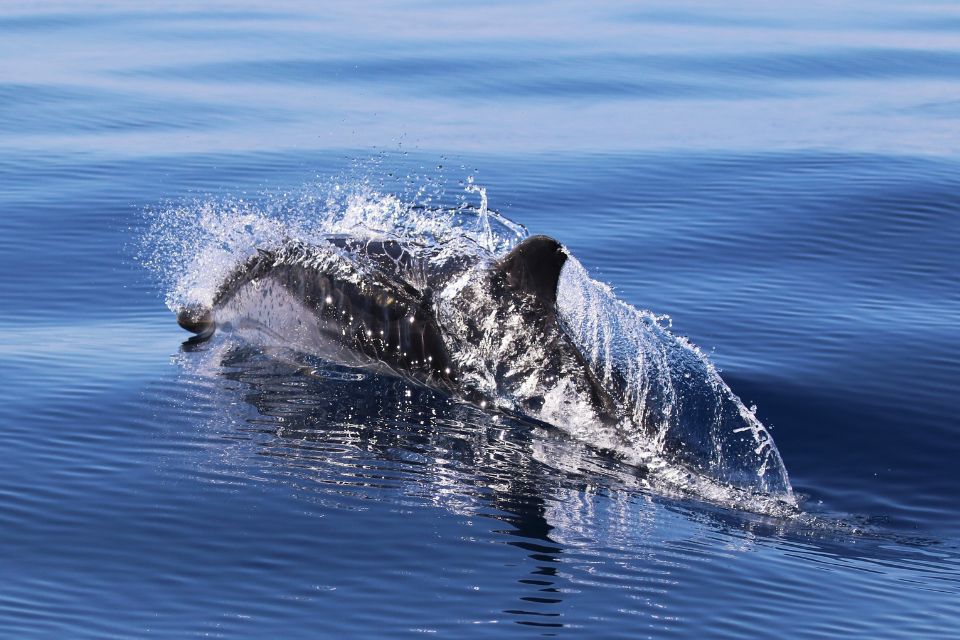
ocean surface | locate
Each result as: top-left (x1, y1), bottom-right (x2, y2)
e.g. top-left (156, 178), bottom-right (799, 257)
top-left (2, 1), bottom-right (959, 637)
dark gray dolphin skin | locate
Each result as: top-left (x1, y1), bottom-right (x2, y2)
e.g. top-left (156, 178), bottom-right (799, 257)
top-left (176, 235), bottom-right (612, 416)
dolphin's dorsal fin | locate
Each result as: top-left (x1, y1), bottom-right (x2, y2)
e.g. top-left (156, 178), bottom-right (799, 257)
top-left (495, 235), bottom-right (567, 305)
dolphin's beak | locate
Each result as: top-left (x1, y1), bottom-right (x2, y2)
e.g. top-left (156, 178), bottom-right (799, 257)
top-left (176, 305), bottom-right (216, 341)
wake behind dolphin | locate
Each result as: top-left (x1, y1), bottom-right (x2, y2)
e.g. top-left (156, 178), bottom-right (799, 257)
top-left (147, 179), bottom-right (794, 511)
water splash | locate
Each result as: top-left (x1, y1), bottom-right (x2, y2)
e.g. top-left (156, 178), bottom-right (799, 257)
top-left (464, 175), bottom-right (495, 253)
top-left (143, 175), bottom-right (794, 513)
top-left (142, 179), bottom-right (526, 314)
top-left (558, 258), bottom-right (793, 503)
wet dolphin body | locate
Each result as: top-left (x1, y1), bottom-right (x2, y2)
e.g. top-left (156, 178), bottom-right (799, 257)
top-left (177, 235), bottom-right (615, 417)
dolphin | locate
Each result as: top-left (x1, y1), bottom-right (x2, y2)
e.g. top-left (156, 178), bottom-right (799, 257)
top-left (175, 232), bottom-right (792, 499)
top-left (177, 235), bottom-right (611, 412)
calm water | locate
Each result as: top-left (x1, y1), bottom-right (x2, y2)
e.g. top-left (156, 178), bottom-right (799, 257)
top-left (2, 1), bottom-right (960, 637)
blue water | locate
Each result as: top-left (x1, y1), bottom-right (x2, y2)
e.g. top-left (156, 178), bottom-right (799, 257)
top-left (2, 1), bottom-right (960, 637)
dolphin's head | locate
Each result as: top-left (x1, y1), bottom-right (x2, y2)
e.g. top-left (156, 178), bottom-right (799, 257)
top-left (176, 304), bottom-right (215, 340)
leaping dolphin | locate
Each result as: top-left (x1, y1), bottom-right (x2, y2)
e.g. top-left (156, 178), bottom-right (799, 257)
top-left (175, 233), bottom-right (792, 499)
top-left (178, 235), bottom-right (609, 408)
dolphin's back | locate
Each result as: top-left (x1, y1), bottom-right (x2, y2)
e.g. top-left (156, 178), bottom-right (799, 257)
top-left (181, 241), bottom-right (459, 392)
